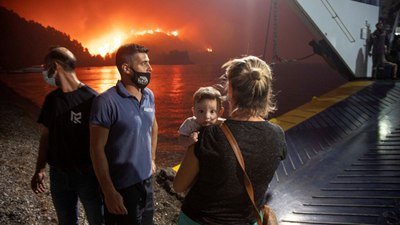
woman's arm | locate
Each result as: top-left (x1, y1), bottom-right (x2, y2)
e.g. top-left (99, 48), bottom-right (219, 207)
top-left (173, 145), bottom-right (199, 193)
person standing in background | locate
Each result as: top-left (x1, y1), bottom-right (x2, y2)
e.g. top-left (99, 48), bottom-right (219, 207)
top-left (31, 46), bottom-right (104, 225)
top-left (90, 43), bottom-right (157, 225)
top-left (368, 21), bottom-right (397, 79)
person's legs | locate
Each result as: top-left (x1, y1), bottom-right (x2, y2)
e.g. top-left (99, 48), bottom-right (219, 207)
top-left (382, 55), bottom-right (398, 79)
top-left (372, 54), bottom-right (379, 79)
top-left (50, 167), bottom-right (79, 225)
top-left (104, 177), bottom-right (154, 225)
top-left (104, 208), bottom-right (118, 225)
top-left (388, 62), bottom-right (398, 79)
top-left (376, 54), bottom-right (385, 79)
top-left (396, 60), bottom-right (400, 78)
top-left (77, 167), bottom-right (104, 225)
top-left (139, 178), bottom-right (154, 225)
top-left (104, 184), bottom-right (142, 225)
top-left (391, 62), bottom-right (397, 79)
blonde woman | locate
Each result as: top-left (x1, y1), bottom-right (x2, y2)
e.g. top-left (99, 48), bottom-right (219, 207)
top-left (174, 55), bottom-right (287, 225)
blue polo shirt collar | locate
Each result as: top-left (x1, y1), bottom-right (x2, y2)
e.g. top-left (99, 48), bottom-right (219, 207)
top-left (116, 80), bottom-right (132, 98)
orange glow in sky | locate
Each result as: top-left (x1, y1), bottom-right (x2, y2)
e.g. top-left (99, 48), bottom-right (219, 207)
top-left (87, 31), bottom-right (125, 57)
top-left (131, 28), bottom-right (178, 37)
top-left (0, 0), bottom-right (316, 63)
top-left (88, 28), bottom-right (180, 57)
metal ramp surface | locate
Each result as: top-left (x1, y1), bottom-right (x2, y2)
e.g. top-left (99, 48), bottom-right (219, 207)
top-left (268, 81), bottom-right (400, 225)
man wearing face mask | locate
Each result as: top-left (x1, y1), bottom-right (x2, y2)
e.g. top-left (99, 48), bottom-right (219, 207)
top-left (90, 43), bottom-right (158, 225)
top-left (31, 47), bottom-right (104, 225)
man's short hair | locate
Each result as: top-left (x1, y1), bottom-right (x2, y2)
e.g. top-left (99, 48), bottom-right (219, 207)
top-left (44, 46), bottom-right (76, 71)
top-left (115, 43), bottom-right (149, 74)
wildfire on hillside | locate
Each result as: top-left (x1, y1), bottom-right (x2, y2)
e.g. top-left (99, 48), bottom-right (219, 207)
top-left (88, 28), bottom-right (180, 57)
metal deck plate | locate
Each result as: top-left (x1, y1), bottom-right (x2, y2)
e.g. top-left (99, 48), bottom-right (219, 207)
top-left (269, 81), bottom-right (400, 225)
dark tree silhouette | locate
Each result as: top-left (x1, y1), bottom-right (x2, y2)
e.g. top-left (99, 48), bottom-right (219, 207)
top-left (0, 6), bottom-right (195, 70)
top-left (0, 6), bottom-right (112, 70)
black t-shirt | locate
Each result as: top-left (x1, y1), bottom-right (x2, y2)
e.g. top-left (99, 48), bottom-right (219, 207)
top-left (182, 120), bottom-right (287, 225)
top-left (38, 85), bottom-right (98, 168)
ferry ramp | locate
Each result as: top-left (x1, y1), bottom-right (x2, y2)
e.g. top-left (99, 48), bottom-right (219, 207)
top-left (269, 80), bottom-right (400, 225)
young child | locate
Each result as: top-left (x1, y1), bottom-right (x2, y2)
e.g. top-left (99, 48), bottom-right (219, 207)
top-left (178, 86), bottom-right (225, 148)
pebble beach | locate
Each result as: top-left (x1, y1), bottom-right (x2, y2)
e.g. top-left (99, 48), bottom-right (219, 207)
top-left (0, 81), bottom-right (182, 225)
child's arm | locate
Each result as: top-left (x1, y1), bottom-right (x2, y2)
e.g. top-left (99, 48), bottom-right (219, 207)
top-left (178, 117), bottom-right (201, 148)
top-left (178, 131), bottom-right (199, 149)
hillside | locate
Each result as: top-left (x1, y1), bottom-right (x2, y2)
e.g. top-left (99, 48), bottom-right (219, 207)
top-left (0, 6), bottom-right (113, 69)
top-left (0, 6), bottom-right (194, 69)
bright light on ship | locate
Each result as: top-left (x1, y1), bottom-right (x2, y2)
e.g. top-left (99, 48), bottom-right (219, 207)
top-left (395, 27), bottom-right (400, 35)
top-left (206, 48), bottom-right (213, 52)
top-left (378, 117), bottom-right (392, 140)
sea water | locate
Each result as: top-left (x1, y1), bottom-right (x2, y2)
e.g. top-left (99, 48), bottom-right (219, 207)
top-left (0, 63), bottom-right (346, 166)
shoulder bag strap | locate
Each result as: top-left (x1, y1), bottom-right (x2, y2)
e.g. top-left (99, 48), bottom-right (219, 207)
top-left (220, 123), bottom-right (265, 225)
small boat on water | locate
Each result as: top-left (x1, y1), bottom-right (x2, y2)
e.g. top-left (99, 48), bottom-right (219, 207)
top-left (7, 65), bottom-right (43, 74)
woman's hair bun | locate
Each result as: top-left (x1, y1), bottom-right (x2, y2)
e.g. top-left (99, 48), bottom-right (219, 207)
top-left (250, 70), bottom-right (261, 80)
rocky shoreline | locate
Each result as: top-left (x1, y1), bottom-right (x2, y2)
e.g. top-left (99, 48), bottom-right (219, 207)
top-left (0, 82), bottom-right (182, 225)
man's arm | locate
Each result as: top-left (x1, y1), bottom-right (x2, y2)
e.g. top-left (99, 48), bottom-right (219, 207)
top-left (151, 118), bottom-right (158, 173)
top-left (385, 33), bottom-right (390, 54)
top-left (31, 126), bottom-right (49, 194)
top-left (90, 124), bottom-right (127, 215)
top-left (367, 33), bottom-right (373, 55)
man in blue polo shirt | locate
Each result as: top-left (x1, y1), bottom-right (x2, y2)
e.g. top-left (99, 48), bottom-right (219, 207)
top-left (90, 43), bottom-right (158, 225)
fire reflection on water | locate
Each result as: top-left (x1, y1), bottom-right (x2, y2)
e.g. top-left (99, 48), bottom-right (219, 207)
top-left (0, 64), bottom-right (222, 167)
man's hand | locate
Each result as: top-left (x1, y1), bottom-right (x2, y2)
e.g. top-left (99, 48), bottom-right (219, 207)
top-left (31, 171), bottom-right (46, 194)
top-left (104, 189), bottom-right (128, 215)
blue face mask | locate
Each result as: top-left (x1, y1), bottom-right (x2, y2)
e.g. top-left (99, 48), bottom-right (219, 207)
top-left (42, 70), bottom-right (57, 86)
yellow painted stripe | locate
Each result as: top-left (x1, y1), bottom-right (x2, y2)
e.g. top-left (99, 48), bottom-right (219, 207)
top-left (173, 164), bottom-right (181, 171)
top-left (172, 81), bottom-right (374, 171)
top-left (270, 81), bottom-right (373, 131)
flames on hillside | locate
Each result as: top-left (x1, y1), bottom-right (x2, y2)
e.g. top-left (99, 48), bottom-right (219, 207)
top-left (87, 28), bottom-right (189, 57)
